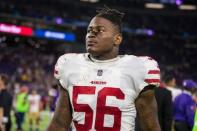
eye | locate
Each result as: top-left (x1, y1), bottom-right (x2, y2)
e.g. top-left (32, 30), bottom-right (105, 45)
top-left (98, 27), bottom-right (106, 33)
top-left (87, 28), bottom-right (91, 33)
top-left (98, 29), bottom-right (104, 33)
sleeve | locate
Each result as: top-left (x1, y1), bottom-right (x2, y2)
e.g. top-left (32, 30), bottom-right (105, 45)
top-left (54, 55), bottom-right (68, 89)
top-left (185, 96), bottom-right (195, 128)
top-left (136, 57), bottom-right (160, 92)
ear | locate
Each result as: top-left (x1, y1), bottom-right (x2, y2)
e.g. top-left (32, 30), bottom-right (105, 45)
top-left (114, 33), bottom-right (122, 46)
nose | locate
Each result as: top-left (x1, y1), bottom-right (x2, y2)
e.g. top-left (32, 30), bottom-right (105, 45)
top-left (87, 31), bottom-right (96, 39)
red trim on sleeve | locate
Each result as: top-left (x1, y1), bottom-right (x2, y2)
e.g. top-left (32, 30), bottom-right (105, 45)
top-left (54, 70), bottom-right (58, 74)
top-left (148, 70), bottom-right (160, 74)
top-left (145, 79), bottom-right (160, 83)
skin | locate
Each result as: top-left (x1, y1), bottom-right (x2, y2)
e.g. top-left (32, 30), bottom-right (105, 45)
top-left (135, 88), bottom-right (161, 131)
top-left (86, 16), bottom-right (122, 60)
top-left (0, 76), bottom-right (6, 131)
top-left (46, 85), bottom-right (72, 131)
top-left (0, 76), bottom-right (5, 91)
top-left (166, 78), bottom-right (176, 88)
top-left (47, 16), bottom-right (161, 131)
top-left (0, 76), bottom-right (5, 131)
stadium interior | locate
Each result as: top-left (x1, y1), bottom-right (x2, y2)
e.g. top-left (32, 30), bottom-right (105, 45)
top-left (0, 0), bottom-right (197, 130)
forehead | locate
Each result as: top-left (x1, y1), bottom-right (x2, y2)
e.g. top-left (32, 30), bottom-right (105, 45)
top-left (88, 16), bottom-right (114, 28)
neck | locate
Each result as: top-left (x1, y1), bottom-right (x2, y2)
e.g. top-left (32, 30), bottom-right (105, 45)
top-left (90, 48), bottom-right (119, 60)
top-left (166, 84), bottom-right (174, 88)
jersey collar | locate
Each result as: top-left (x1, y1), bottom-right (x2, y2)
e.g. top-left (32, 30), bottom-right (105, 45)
top-left (87, 53), bottom-right (120, 63)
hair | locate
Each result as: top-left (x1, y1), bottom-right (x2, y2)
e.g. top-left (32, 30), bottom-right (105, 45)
top-left (96, 5), bottom-right (125, 33)
top-left (0, 73), bottom-right (8, 85)
top-left (164, 74), bottom-right (175, 83)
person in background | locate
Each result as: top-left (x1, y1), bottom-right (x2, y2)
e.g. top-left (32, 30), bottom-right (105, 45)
top-left (48, 84), bottom-right (59, 118)
top-left (136, 83), bottom-right (173, 131)
top-left (15, 86), bottom-right (29, 131)
top-left (0, 107), bottom-right (4, 131)
top-left (0, 74), bottom-right (13, 131)
top-left (164, 74), bottom-right (182, 101)
top-left (155, 83), bottom-right (173, 131)
top-left (28, 89), bottom-right (41, 131)
top-left (192, 88), bottom-right (197, 131)
top-left (174, 79), bottom-right (197, 131)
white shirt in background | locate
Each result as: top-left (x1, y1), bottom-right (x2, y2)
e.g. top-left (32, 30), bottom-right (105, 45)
top-left (166, 86), bottom-right (182, 101)
top-left (28, 94), bottom-right (41, 113)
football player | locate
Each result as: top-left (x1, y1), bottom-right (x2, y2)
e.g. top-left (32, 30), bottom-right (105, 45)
top-left (47, 6), bottom-right (161, 131)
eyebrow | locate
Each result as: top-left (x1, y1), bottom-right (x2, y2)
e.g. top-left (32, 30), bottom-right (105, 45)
top-left (87, 25), bottom-right (120, 34)
top-left (87, 26), bottom-right (106, 29)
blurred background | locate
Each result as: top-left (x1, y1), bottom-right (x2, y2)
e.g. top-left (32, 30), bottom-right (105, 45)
top-left (0, 0), bottom-right (197, 131)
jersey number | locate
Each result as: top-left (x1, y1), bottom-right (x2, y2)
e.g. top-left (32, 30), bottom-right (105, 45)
top-left (73, 86), bottom-right (125, 131)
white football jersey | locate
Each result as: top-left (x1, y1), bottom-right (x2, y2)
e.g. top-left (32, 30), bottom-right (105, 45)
top-left (54, 53), bottom-right (160, 131)
top-left (28, 94), bottom-right (41, 113)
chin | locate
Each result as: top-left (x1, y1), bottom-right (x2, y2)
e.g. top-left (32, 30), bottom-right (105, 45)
top-left (87, 48), bottom-right (100, 56)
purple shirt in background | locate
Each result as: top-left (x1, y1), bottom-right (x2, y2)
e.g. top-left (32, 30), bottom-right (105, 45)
top-left (173, 91), bottom-right (196, 128)
top-left (49, 88), bottom-right (59, 111)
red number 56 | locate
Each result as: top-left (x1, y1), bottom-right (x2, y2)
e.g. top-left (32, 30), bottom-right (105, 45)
top-left (73, 86), bottom-right (125, 131)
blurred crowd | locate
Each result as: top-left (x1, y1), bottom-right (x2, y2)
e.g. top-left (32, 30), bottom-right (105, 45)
top-left (0, 0), bottom-right (196, 80)
top-left (0, 45), bottom-right (58, 131)
top-left (0, 46), bottom-right (55, 95)
top-left (0, 0), bottom-right (197, 36)
top-left (0, 38), bottom-right (197, 131)
top-left (0, 0), bottom-right (197, 131)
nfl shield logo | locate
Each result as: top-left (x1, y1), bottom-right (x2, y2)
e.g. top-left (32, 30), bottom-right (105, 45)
top-left (97, 69), bottom-right (103, 76)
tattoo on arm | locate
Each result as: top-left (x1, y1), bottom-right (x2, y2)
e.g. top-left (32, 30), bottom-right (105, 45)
top-left (47, 85), bottom-right (72, 131)
top-left (135, 87), bottom-right (161, 131)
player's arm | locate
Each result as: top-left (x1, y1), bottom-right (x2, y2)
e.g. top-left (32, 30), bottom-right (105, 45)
top-left (135, 86), bottom-right (161, 131)
top-left (46, 85), bottom-right (72, 131)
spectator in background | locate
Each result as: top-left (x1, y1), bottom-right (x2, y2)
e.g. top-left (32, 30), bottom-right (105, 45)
top-left (135, 83), bottom-right (173, 131)
top-left (0, 107), bottom-right (4, 131)
top-left (15, 86), bottom-right (29, 131)
top-left (164, 74), bottom-right (182, 101)
top-left (192, 88), bottom-right (197, 131)
top-left (155, 83), bottom-right (173, 131)
top-left (0, 74), bottom-right (13, 131)
top-left (28, 89), bottom-right (41, 131)
top-left (174, 80), bottom-right (197, 131)
top-left (48, 84), bottom-right (59, 118)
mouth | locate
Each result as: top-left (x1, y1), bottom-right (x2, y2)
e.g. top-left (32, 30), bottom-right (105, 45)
top-left (87, 40), bottom-right (97, 47)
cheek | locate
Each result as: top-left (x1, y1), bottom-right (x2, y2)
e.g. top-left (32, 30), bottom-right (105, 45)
top-left (103, 39), bottom-right (114, 50)
top-left (99, 36), bottom-right (114, 47)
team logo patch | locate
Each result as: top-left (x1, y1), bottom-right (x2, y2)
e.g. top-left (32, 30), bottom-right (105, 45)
top-left (97, 69), bottom-right (103, 76)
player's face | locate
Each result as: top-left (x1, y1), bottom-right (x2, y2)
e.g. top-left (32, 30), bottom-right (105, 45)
top-left (86, 16), bottom-right (121, 56)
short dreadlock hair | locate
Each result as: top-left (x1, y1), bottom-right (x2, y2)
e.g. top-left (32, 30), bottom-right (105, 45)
top-left (96, 6), bottom-right (125, 33)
